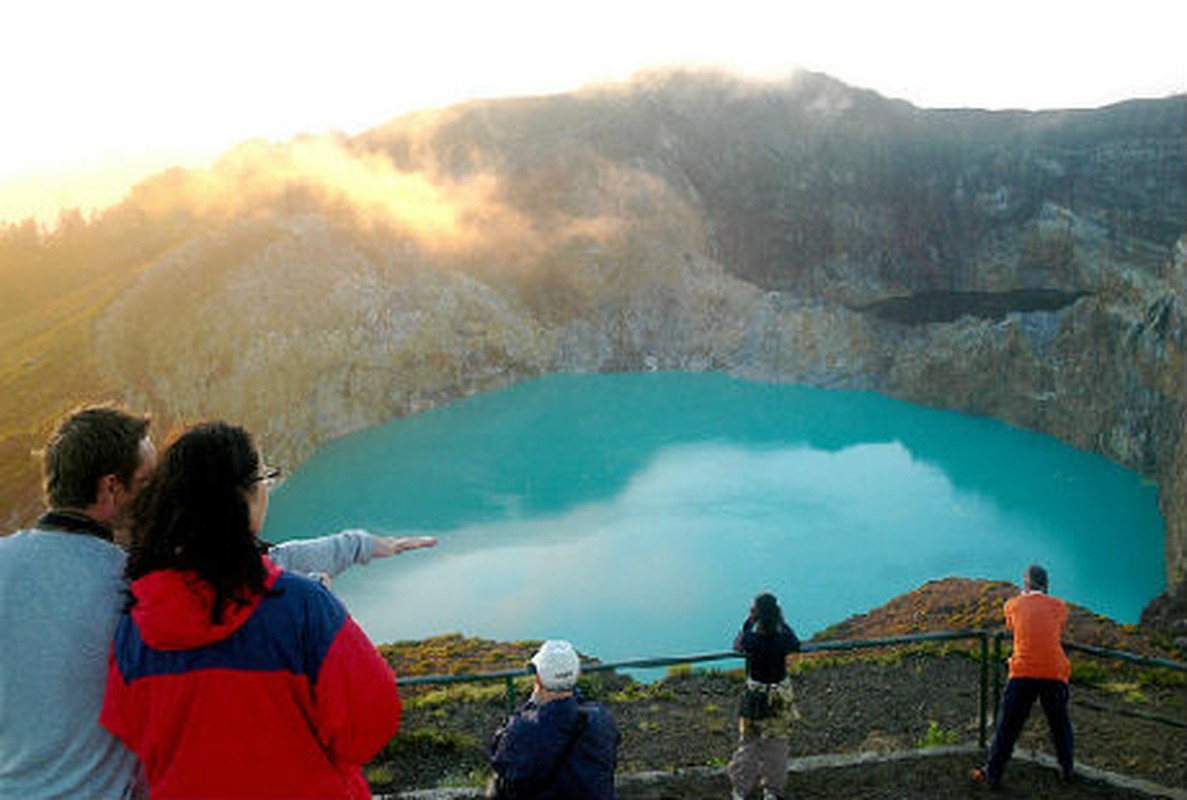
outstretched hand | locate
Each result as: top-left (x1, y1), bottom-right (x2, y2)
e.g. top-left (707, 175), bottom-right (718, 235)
top-left (371, 535), bottom-right (439, 558)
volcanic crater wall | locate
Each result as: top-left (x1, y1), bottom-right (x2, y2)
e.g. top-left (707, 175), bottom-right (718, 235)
top-left (8, 71), bottom-right (1186, 609)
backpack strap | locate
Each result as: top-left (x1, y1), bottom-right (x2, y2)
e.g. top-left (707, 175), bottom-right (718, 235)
top-left (537, 707), bottom-right (588, 790)
top-left (492, 705), bottom-right (591, 799)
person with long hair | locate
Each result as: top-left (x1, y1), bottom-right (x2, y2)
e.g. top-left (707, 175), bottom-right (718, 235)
top-left (728, 592), bottom-right (801, 800)
top-left (101, 421), bottom-right (401, 798)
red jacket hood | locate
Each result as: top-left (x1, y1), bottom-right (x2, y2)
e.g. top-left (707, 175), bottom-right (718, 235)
top-left (130, 556), bottom-right (283, 650)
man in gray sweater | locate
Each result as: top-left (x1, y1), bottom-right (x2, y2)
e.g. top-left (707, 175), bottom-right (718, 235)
top-left (0, 407), bottom-right (435, 798)
top-left (0, 407), bottom-right (155, 798)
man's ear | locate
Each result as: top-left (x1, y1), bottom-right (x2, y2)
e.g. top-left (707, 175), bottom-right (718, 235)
top-left (92, 474), bottom-right (122, 517)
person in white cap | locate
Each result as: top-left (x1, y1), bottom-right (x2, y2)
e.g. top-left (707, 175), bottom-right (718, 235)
top-left (488, 640), bottom-right (620, 799)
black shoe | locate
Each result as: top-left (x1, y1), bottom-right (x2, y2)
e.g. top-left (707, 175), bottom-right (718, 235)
top-left (970, 766), bottom-right (1001, 790)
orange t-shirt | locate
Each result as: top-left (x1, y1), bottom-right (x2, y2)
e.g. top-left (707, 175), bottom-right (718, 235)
top-left (1005, 591), bottom-right (1071, 681)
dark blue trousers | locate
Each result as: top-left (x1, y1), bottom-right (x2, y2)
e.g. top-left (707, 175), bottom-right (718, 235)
top-left (986, 677), bottom-right (1074, 785)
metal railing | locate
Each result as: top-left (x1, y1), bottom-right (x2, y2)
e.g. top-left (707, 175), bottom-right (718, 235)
top-left (399, 630), bottom-right (1187, 752)
top-left (991, 632), bottom-right (1187, 732)
top-left (400, 630), bottom-right (994, 743)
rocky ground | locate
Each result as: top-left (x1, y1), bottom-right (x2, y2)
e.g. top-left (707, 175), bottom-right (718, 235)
top-left (369, 648), bottom-right (1185, 797)
top-left (607, 751), bottom-right (1184, 799)
top-left (368, 580), bottom-right (1187, 797)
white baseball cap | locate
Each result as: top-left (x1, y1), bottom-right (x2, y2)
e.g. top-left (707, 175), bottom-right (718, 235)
top-left (529, 640), bottom-right (581, 690)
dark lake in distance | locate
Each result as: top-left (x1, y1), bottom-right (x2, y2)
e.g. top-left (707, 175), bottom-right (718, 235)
top-left (263, 372), bottom-right (1165, 662)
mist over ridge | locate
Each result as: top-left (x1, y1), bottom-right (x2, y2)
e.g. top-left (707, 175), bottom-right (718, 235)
top-left (1, 68), bottom-right (1184, 618)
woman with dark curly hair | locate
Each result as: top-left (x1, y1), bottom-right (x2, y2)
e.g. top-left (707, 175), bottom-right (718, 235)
top-left (101, 422), bottom-right (401, 798)
top-left (728, 592), bottom-right (802, 800)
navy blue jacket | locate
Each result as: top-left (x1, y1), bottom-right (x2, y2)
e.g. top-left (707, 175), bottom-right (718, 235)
top-left (489, 693), bottom-right (620, 799)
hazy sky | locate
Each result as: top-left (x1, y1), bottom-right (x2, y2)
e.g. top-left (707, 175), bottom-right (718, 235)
top-left (3, 0), bottom-right (1184, 224)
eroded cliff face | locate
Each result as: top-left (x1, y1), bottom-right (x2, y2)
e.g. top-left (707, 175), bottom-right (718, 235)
top-left (873, 242), bottom-right (1187, 593)
top-left (64, 72), bottom-right (1187, 608)
top-left (1159, 240), bottom-right (1187, 597)
top-left (93, 225), bottom-right (1186, 600)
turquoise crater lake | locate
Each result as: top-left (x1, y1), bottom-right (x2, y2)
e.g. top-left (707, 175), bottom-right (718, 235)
top-left (263, 372), bottom-right (1165, 662)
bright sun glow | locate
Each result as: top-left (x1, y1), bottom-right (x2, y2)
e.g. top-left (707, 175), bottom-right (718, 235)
top-left (2, 0), bottom-right (1184, 225)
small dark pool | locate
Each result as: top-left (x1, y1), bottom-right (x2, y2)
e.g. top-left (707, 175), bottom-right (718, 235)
top-left (857, 289), bottom-right (1088, 324)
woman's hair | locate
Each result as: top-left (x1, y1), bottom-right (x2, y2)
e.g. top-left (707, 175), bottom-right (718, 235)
top-left (125, 421), bottom-right (268, 623)
top-left (751, 592), bottom-right (786, 637)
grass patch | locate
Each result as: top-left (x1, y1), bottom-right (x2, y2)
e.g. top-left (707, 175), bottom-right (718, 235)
top-left (410, 682), bottom-right (516, 709)
top-left (388, 727), bottom-right (481, 754)
top-left (436, 768), bottom-right (491, 789)
top-left (1103, 682), bottom-right (1150, 704)
top-left (917, 721), bottom-right (960, 748)
top-left (1071, 659), bottom-right (1112, 687)
top-left (609, 682), bottom-right (675, 703)
top-left (363, 763), bottom-right (394, 785)
top-left (367, 726), bottom-right (490, 794)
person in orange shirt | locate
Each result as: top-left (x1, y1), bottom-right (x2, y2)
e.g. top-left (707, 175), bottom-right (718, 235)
top-left (973, 564), bottom-right (1074, 789)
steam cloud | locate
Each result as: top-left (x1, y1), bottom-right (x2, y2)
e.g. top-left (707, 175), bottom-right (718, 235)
top-left (126, 134), bottom-right (532, 254)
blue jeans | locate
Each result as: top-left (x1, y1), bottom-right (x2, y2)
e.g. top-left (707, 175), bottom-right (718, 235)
top-left (986, 677), bottom-right (1074, 785)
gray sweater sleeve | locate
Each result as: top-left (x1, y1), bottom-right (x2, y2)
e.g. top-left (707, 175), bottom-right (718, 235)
top-left (267, 530), bottom-right (377, 579)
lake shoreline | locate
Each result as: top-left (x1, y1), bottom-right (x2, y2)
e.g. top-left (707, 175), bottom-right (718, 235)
top-left (271, 373), bottom-right (1167, 660)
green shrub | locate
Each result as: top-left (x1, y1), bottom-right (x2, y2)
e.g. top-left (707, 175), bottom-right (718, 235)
top-left (916, 721), bottom-right (959, 748)
top-left (394, 727), bottom-right (481, 753)
top-left (410, 681), bottom-right (513, 709)
top-left (1070, 660), bottom-right (1112, 687)
top-left (363, 763), bottom-right (394, 784)
top-left (609, 682), bottom-right (675, 703)
top-left (437, 768), bottom-right (491, 788)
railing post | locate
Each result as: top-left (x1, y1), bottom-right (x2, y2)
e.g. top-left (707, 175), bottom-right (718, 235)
top-left (978, 631), bottom-right (989, 749)
top-left (991, 632), bottom-right (1003, 730)
top-left (505, 675), bottom-right (516, 716)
